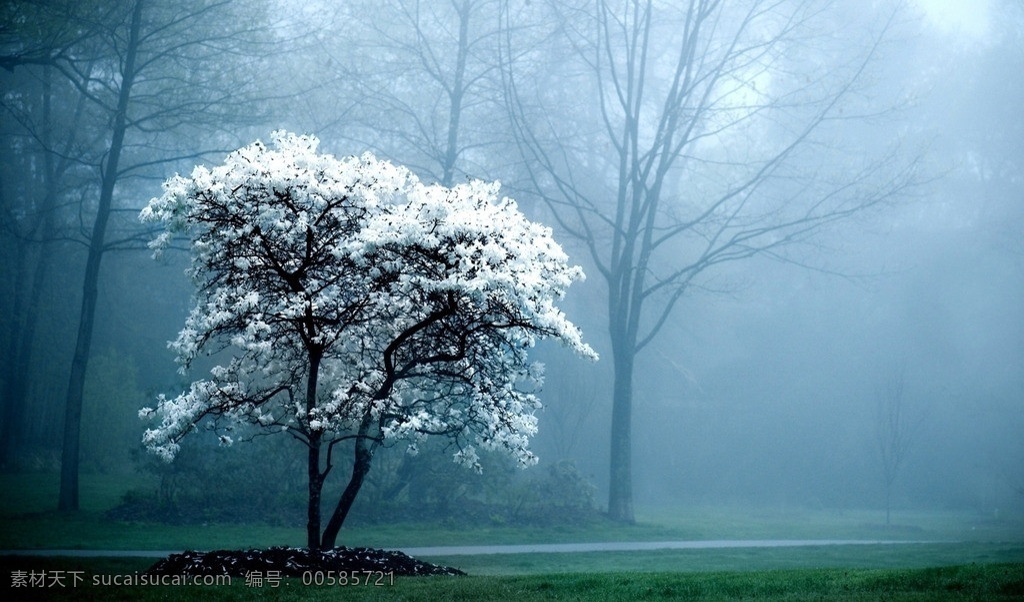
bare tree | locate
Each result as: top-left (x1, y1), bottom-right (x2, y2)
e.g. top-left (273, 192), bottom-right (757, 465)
top-left (2, 0), bottom-right (273, 509)
top-left (312, 0), bottom-right (512, 187)
top-left (0, 0), bottom-right (108, 468)
top-left (0, 64), bottom-right (90, 466)
top-left (503, 0), bottom-right (921, 521)
top-left (875, 367), bottom-right (915, 526)
top-left (542, 356), bottom-right (600, 462)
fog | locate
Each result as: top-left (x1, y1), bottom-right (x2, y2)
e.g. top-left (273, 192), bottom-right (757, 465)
top-left (537, 209), bottom-right (1023, 514)
top-left (1, 0), bottom-right (1021, 534)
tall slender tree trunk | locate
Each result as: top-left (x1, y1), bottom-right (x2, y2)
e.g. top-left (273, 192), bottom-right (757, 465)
top-left (2, 67), bottom-right (60, 466)
top-left (885, 486), bottom-right (891, 526)
top-left (2, 221), bottom-right (56, 466)
top-left (59, 0), bottom-right (143, 511)
top-left (606, 197), bottom-right (645, 523)
top-left (1, 244), bottom-right (30, 466)
top-left (605, 169), bottom-right (654, 523)
top-left (439, 0), bottom-right (470, 187)
top-left (607, 322), bottom-right (636, 523)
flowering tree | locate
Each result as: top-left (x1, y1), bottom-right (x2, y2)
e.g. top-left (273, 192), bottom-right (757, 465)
top-left (139, 132), bottom-right (594, 550)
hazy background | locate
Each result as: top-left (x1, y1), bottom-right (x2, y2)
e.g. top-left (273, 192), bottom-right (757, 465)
top-left (1, 0), bottom-right (1020, 526)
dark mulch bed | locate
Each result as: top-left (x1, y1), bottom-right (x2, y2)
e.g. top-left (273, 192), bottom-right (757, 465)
top-left (146, 546), bottom-right (465, 577)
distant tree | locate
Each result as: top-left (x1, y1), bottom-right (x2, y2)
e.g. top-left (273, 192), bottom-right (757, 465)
top-left (286, 0), bottom-right (553, 497)
top-left (0, 0), bottom-right (104, 467)
top-left (1, 0), bottom-right (272, 508)
top-left (542, 355), bottom-right (599, 462)
top-left (308, 0), bottom-right (512, 187)
top-left (875, 367), bottom-right (916, 525)
top-left (0, 63), bottom-right (89, 466)
top-left (139, 132), bottom-right (594, 550)
top-left (503, 0), bottom-right (921, 521)
top-left (937, 0), bottom-right (1024, 259)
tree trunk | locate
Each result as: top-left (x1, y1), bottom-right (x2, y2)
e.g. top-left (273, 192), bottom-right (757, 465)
top-left (607, 333), bottom-right (636, 523)
top-left (606, 242), bottom-right (643, 523)
top-left (305, 352), bottom-right (324, 551)
top-left (885, 487), bottom-right (891, 526)
top-left (1, 248), bottom-right (28, 466)
top-left (439, 0), bottom-right (470, 187)
top-left (321, 415), bottom-right (378, 549)
top-left (2, 224), bottom-right (56, 467)
top-left (58, 0), bottom-right (143, 512)
top-left (306, 434), bottom-right (323, 550)
top-left (2, 67), bottom-right (61, 467)
top-left (319, 314), bottom-right (444, 547)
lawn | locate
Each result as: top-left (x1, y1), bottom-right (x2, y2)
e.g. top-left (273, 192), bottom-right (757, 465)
top-left (1, 556), bottom-right (1022, 601)
top-left (2, 471), bottom-right (1023, 600)
top-left (4, 472), bottom-right (1022, 552)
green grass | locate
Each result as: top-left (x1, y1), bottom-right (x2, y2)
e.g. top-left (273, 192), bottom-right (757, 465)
top-left (4, 471), bottom-right (1023, 552)
top-left (3, 471), bottom-right (1024, 599)
top-left (2, 471), bottom-right (1024, 581)
top-left (1, 556), bottom-right (1022, 601)
top-left (431, 542), bottom-right (1024, 576)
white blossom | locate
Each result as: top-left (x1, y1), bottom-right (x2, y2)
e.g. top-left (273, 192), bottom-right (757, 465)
top-left (139, 131), bottom-right (594, 471)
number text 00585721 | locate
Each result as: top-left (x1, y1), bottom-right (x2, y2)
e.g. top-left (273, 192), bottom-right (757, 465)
top-left (301, 570), bottom-right (394, 586)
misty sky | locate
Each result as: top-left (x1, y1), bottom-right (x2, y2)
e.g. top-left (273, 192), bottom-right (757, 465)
top-left (916, 0), bottom-right (992, 37)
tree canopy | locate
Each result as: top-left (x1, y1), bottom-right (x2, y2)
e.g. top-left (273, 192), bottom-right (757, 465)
top-left (139, 131), bottom-right (594, 547)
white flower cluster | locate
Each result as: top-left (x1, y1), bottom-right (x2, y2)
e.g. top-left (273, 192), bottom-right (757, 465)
top-left (139, 131), bottom-right (595, 468)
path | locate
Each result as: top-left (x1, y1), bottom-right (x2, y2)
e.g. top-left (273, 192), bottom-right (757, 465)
top-left (1, 539), bottom-right (934, 558)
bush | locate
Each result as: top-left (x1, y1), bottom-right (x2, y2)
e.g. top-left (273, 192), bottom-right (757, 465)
top-left (110, 436), bottom-right (599, 527)
top-left (110, 436), bottom-right (306, 526)
top-left (81, 350), bottom-right (146, 473)
top-left (342, 441), bottom-right (599, 527)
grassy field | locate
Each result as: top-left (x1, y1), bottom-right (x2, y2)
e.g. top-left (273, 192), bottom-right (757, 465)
top-left (1, 556), bottom-right (1022, 601)
top-left (4, 472), bottom-right (1022, 551)
top-left (2, 471), bottom-right (1023, 599)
